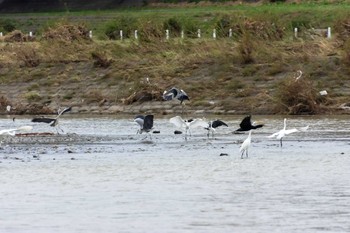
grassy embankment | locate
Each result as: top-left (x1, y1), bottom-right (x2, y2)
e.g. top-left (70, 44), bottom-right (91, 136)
top-left (0, 2), bottom-right (350, 115)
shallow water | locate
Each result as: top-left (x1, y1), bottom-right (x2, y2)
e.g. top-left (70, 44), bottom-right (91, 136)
top-left (0, 115), bottom-right (350, 233)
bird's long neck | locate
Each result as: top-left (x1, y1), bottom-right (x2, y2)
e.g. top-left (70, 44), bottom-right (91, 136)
top-left (283, 119), bottom-right (287, 130)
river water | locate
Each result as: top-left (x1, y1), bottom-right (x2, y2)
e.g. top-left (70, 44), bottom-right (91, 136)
top-left (0, 115), bottom-right (349, 233)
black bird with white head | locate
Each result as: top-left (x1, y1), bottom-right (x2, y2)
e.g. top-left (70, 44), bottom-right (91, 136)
top-left (163, 87), bottom-right (189, 104)
top-left (235, 115), bottom-right (264, 132)
top-left (205, 119), bottom-right (228, 138)
top-left (31, 107), bottom-right (72, 133)
top-left (134, 114), bottom-right (154, 137)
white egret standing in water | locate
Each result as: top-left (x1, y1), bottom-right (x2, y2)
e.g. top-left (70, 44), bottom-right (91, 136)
top-left (239, 130), bottom-right (252, 159)
top-left (268, 118), bottom-right (299, 147)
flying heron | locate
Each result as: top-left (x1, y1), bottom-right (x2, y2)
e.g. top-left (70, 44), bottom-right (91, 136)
top-left (235, 115), bottom-right (264, 132)
top-left (31, 107), bottom-right (72, 133)
top-left (163, 87), bottom-right (189, 115)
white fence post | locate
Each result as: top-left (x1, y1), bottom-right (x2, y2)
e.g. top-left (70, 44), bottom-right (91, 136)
top-left (197, 29), bottom-right (201, 38)
top-left (120, 30), bottom-right (123, 40)
top-left (29, 31), bottom-right (33, 37)
top-left (166, 29), bottom-right (169, 40)
top-left (294, 28), bottom-right (298, 38)
top-left (213, 29), bottom-right (216, 39)
top-left (327, 27), bottom-right (331, 39)
top-left (134, 30), bottom-right (138, 40)
top-left (229, 28), bottom-right (232, 38)
top-left (89, 30), bottom-right (93, 38)
top-left (0, 32), bottom-right (3, 37)
top-left (181, 30), bottom-right (184, 39)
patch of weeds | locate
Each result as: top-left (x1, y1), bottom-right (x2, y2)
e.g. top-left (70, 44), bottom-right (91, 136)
top-left (28, 83), bottom-right (40, 91)
top-left (242, 65), bottom-right (258, 77)
top-left (24, 91), bottom-right (42, 102)
top-left (225, 79), bottom-right (245, 90)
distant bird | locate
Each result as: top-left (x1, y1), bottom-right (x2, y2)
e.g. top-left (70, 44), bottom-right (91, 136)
top-left (163, 87), bottom-right (189, 104)
top-left (134, 115), bottom-right (154, 138)
top-left (6, 105), bottom-right (11, 112)
top-left (295, 70), bottom-right (303, 81)
top-left (205, 119), bottom-right (228, 138)
top-left (31, 107), bottom-right (72, 133)
top-left (235, 115), bottom-right (264, 132)
top-left (239, 130), bottom-right (252, 159)
top-left (169, 116), bottom-right (207, 139)
top-left (267, 118), bottom-right (299, 147)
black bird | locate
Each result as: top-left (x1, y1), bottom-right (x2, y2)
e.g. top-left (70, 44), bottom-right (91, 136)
top-left (205, 119), bottom-right (228, 138)
top-left (32, 107), bottom-right (72, 133)
top-left (134, 115), bottom-right (154, 136)
top-left (163, 87), bottom-right (189, 104)
top-left (235, 115), bottom-right (264, 132)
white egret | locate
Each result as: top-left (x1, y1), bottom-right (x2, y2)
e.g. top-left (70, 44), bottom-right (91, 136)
top-left (169, 116), bottom-right (207, 139)
top-left (239, 130), bottom-right (252, 159)
top-left (268, 118), bottom-right (299, 147)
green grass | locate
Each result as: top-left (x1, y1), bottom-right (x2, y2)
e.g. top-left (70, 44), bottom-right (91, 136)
top-left (2, 2), bottom-right (350, 39)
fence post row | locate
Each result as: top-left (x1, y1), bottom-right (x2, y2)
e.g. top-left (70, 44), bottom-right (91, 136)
top-left (0, 27), bottom-right (333, 40)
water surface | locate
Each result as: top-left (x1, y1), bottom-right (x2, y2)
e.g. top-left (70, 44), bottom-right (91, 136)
top-left (0, 115), bottom-right (349, 233)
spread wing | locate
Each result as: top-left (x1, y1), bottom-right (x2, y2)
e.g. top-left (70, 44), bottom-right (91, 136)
top-left (32, 117), bottom-right (56, 124)
top-left (163, 87), bottom-right (179, 101)
top-left (284, 128), bottom-right (299, 135)
top-left (239, 115), bottom-right (252, 130)
top-left (134, 116), bottom-right (144, 128)
top-left (58, 106), bottom-right (72, 116)
top-left (143, 115), bottom-right (154, 130)
top-left (212, 120), bottom-right (228, 128)
top-left (189, 118), bottom-right (208, 128)
top-left (169, 116), bottom-right (185, 128)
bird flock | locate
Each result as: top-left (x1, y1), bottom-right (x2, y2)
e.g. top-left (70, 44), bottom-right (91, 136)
top-left (2, 86), bottom-right (309, 158)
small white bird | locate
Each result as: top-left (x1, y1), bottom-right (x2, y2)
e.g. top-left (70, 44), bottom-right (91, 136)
top-left (268, 118), bottom-right (299, 147)
top-left (239, 130), bottom-right (252, 159)
top-left (169, 116), bottom-right (207, 139)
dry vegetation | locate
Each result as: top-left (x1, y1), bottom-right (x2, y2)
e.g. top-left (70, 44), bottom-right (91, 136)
top-left (0, 7), bottom-right (350, 115)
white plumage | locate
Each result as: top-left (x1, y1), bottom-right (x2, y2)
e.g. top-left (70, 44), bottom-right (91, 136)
top-left (268, 118), bottom-right (299, 147)
top-left (169, 116), bottom-right (207, 139)
top-left (239, 130), bottom-right (252, 158)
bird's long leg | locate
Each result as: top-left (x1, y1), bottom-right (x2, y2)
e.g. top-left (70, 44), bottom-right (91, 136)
top-left (280, 138), bottom-right (283, 147)
top-left (246, 149), bottom-right (248, 158)
top-left (241, 151), bottom-right (244, 159)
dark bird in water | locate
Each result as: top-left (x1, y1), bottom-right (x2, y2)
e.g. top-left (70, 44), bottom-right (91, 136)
top-left (134, 115), bottom-right (154, 137)
top-left (163, 87), bottom-right (189, 104)
top-left (235, 115), bottom-right (264, 132)
top-left (32, 107), bottom-right (72, 133)
top-left (205, 119), bottom-right (228, 138)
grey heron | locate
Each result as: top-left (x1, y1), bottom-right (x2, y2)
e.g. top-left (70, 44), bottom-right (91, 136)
top-left (205, 119), bottom-right (228, 138)
top-left (31, 106), bottom-right (72, 133)
top-left (134, 114), bottom-right (154, 139)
